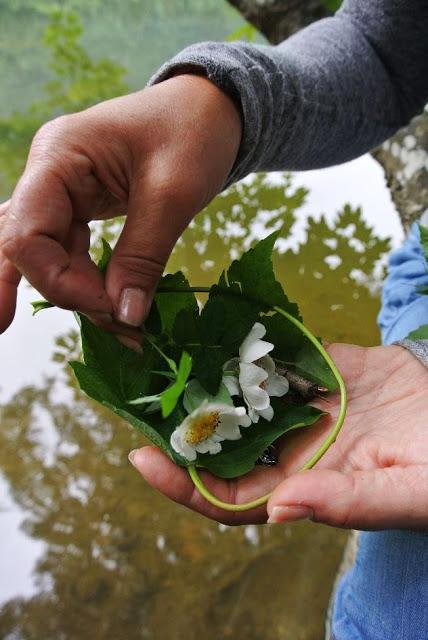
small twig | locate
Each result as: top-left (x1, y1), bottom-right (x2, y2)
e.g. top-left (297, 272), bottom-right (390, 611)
top-left (277, 366), bottom-right (329, 399)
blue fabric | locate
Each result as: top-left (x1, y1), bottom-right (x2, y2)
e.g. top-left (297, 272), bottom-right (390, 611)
top-left (378, 223), bottom-right (428, 344)
top-left (332, 223), bottom-right (428, 639)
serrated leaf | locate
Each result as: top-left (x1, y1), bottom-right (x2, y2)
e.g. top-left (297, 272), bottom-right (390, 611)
top-left (155, 272), bottom-right (198, 336)
top-left (226, 231), bottom-right (300, 317)
top-left (183, 379), bottom-right (233, 414)
top-left (200, 404), bottom-right (325, 478)
top-left (78, 314), bottom-right (161, 402)
top-left (407, 324), bottom-right (428, 340)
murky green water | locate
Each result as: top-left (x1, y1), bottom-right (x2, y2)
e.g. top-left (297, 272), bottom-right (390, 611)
top-left (0, 3), bottom-right (391, 639)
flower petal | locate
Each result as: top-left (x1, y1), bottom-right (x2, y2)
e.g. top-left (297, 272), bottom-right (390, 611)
top-left (195, 439), bottom-right (222, 455)
top-left (239, 322), bottom-right (273, 363)
top-left (267, 374), bottom-right (289, 397)
top-left (258, 405), bottom-right (274, 422)
top-left (258, 355), bottom-right (275, 374)
top-left (248, 407), bottom-right (260, 423)
top-left (244, 384), bottom-right (270, 411)
top-left (170, 429), bottom-right (197, 461)
top-left (239, 362), bottom-right (268, 388)
top-left (216, 422), bottom-right (242, 440)
top-left (222, 375), bottom-right (241, 396)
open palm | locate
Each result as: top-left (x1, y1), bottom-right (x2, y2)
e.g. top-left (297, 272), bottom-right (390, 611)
top-left (130, 343), bottom-right (428, 530)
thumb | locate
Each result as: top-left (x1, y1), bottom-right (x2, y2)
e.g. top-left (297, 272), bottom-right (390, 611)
top-left (106, 182), bottom-right (194, 327)
top-left (266, 467), bottom-right (428, 530)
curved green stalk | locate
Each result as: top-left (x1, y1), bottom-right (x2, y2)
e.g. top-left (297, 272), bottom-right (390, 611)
top-left (156, 287), bottom-right (348, 512)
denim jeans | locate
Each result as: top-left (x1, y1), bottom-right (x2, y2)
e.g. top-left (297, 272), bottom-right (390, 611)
top-left (331, 223), bottom-right (428, 640)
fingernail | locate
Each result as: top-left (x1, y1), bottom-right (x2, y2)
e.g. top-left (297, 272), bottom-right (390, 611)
top-left (117, 288), bottom-right (146, 327)
top-left (128, 449), bottom-right (138, 466)
top-left (116, 335), bottom-right (143, 354)
top-left (267, 505), bottom-right (314, 524)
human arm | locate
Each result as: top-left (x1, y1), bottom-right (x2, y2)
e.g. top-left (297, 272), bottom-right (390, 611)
top-left (2, 0), bottom-right (428, 339)
top-left (150, 0), bottom-right (428, 183)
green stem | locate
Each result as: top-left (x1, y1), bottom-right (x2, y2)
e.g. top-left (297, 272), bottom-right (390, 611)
top-left (156, 287), bottom-right (347, 512)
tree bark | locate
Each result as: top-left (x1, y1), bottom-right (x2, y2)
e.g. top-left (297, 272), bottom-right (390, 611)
top-left (372, 112), bottom-right (428, 230)
top-left (227, 0), bottom-right (428, 230)
top-left (227, 0), bottom-right (330, 43)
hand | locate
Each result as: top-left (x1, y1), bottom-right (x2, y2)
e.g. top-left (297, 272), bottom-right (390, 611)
top-left (0, 75), bottom-right (242, 344)
top-left (129, 344), bottom-right (428, 530)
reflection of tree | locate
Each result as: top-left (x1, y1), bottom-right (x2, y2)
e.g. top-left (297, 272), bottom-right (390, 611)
top-left (169, 178), bottom-right (389, 347)
top-left (0, 380), bottom-right (346, 640)
top-left (167, 173), bottom-right (305, 283)
top-left (275, 205), bottom-right (390, 346)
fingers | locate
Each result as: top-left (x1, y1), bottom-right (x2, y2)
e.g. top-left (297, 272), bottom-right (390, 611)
top-left (129, 445), bottom-right (279, 525)
top-left (0, 249), bottom-right (21, 333)
top-left (106, 173), bottom-right (195, 327)
top-left (267, 465), bottom-right (428, 530)
top-left (0, 200), bottom-right (21, 332)
top-left (2, 169), bottom-right (112, 317)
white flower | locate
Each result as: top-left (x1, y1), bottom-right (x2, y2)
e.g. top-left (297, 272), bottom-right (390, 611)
top-left (170, 401), bottom-right (251, 462)
top-left (223, 322), bottom-right (289, 423)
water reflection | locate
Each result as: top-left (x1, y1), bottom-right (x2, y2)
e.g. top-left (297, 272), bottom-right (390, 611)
top-left (0, 173), bottom-right (388, 639)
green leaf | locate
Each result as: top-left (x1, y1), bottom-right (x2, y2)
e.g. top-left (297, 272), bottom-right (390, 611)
top-left (417, 285), bottom-right (428, 295)
top-left (31, 300), bottom-right (54, 315)
top-left (183, 379), bottom-right (233, 414)
top-left (155, 272), bottom-right (198, 337)
top-left (192, 345), bottom-right (229, 395)
top-left (226, 231), bottom-right (300, 317)
top-left (97, 238), bottom-right (113, 273)
top-left (70, 316), bottom-right (187, 464)
top-left (200, 404), bottom-right (325, 478)
top-left (78, 314), bottom-right (161, 402)
top-left (323, 0), bottom-right (342, 11)
top-left (419, 224), bottom-right (428, 262)
top-left (264, 313), bottom-right (338, 391)
top-left (406, 324), bottom-right (428, 340)
top-left (227, 22), bottom-right (257, 42)
top-left (160, 351), bottom-right (192, 418)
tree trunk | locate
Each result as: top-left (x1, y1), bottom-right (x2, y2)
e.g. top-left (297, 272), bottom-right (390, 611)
top-left (372, 112), bottom-right (428, 230)
top-left (227, 0), bottom-right (428, 230)
top-left (227, 0), bottom-right (330, 44)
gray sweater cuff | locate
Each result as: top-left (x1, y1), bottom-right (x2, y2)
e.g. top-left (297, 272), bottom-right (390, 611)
top-left (394, 340), bottom-right (428, 368)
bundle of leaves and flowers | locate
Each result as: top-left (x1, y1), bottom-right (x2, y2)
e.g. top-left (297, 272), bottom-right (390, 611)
top-left (33, 232), bottom-right (347, 511)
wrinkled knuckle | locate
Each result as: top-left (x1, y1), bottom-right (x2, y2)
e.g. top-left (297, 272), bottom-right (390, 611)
top-left (116, 253), bottom-right (165, 281)
top-left (1, 235), bottom-right (25, 262)
top-left (32, 115), bottom-right (76, 152)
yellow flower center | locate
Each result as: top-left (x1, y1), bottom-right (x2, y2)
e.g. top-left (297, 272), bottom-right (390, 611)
top-left (185, 411), bottom-right (220, 445)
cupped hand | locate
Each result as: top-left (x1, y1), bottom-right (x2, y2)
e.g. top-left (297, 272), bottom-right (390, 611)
top-left (129, 344), bottom-right (428, 530)
top-left (0, 74), bottom-right (242, 342)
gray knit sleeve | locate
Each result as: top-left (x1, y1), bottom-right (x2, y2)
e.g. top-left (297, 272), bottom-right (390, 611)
top-left (148, 0), bottom-right (428, 186)
top-left (395, 340), bottom-right (428, 369)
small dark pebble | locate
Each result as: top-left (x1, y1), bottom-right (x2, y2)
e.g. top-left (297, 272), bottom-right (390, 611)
top-left (256, 444), bottom-right (279, 466)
